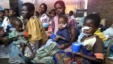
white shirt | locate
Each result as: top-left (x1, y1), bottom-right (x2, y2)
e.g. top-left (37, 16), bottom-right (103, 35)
top-left (39, 13), bottom-right (49, 28)
top-left (1, 17), bottom-right (10, 32)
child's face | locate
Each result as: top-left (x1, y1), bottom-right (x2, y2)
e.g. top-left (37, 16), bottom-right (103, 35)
top-left (82, 19), bottom-right (97, 35)
top-left (58, 18), bottom-right (67, 29)
top-left (9, 10), bottom-right (15, 17)
top-left (55, 3), bottom-right (64, 16)
top-left (5, 10), bottom-right (9, 17)
top-left (39, 5), bottom-right (45, 14)
top-left (21, 6), bottom-right (30, 19)
top-left (15, 22), bottom-right (22, 32)
top-left (50, 11), bottom-right (55, 18)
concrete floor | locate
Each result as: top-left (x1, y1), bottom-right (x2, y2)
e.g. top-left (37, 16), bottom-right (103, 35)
top-left (0, 45), bottom-right (9, 64)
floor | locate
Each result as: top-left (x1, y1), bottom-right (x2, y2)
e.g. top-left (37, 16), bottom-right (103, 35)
top-left (0, 45), bottom-right (9, 64)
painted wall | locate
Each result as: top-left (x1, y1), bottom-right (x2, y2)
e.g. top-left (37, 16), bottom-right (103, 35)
top-left (87, 0), bottom-right (113, 27)
top-left (0, 0), bottom-right (10, 9)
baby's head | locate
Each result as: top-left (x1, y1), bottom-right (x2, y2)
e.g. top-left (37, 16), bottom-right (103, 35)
top-left (58, 15), bottom-right (68, 29)
top-left (82, 14), bottom-right (101, 36)
top-left (12, 17), bottom-right (23, 32)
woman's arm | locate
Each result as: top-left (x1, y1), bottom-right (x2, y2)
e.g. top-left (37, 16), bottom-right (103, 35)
top-left (64, 28), bottom-right (76, 48)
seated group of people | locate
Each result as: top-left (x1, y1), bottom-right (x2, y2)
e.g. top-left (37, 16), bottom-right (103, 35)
top-left (0, 0), bottom-right (113, 64)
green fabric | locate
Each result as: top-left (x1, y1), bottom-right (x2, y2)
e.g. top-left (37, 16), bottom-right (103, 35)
top-left (33, 43), bottom-right (59, 64)
top-left (8, 30), bottom-right (28, 45)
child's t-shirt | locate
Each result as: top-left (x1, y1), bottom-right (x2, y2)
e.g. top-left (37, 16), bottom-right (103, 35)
top-left (56, 28), bottom-right (70, 45)
top-left (8, 30), bottom-right (28, 46)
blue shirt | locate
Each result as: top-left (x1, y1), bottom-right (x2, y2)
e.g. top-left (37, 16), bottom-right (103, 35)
top-left (56, 28), bottom-right (70, 45)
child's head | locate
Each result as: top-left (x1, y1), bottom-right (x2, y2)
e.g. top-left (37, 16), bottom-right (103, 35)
top-left (82, 14), bottom-right (101, 35)
top-left (12, 17), bottom-right (23, 32)
top-left (4, 9), bottom-right (9, 17)
top-left (39, 3), bottom-right (47, 14)
top-left (21, 3), bottom-right (35, 19)
top-left (54, 0), bottom-right (66, 16)
top-left (69, 11), bottom-right (73, 16)
top-left (49, 9), bottom-right (56, 18)
top-left (58, 15), bottom-right (68, 29)
top-left (9, 8), bottom-right (16, 17)
top-left (0, 10), bottom-right (4, 17)
top-left (34, 11), bottom-right (39, 17)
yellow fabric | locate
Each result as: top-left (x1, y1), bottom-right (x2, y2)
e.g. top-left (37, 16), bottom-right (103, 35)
top-left (94, 28), bottom-right (107, 42)
top-left (26, 17), bottom-right (48, 44)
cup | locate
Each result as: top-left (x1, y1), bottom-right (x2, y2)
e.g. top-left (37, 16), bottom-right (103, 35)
top-left (72, 42), bottom-right (82, 53)
top-left (43, 23), bottom-right (48, 28)
top-left (51, 34), bottom-right (56, 41)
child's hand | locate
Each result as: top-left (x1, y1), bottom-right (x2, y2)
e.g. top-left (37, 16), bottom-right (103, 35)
top-left (54, 35), bottom-right (61, 41)
top-left (24, 34), bottom-right (31, 38)
top-left (58, 44), bottom-right (65, 49)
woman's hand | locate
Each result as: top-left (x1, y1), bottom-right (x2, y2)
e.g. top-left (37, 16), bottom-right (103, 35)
top-left (73, 52), bottom-right (84, 57)
top-left (58, 44), bottom-right (65, 49)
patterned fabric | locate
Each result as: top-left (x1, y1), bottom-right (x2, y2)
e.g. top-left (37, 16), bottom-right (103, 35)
top-left (53, 50), bottom-right (94, 64)
top-left (54, 35), bottom-right (100, 64)
top-left (32, 43), bottom-right (59, 64)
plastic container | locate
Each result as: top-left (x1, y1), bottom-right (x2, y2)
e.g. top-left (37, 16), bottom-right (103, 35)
top-left (43, 23), bottom-right (48, 28)
top-left (72, 42), bottom-right (82, 53)
top-left (51, 34), bottom-right (56, 41)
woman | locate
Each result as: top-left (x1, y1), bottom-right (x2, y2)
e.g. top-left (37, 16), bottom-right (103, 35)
top-left (53, 0), bottom-right (77, 49)
top-left (33, 1), bottom-right (77, 64)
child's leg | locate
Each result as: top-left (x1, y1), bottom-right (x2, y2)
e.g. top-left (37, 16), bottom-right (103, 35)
top-left (35, 40), bottom-right (41, 52)
top-left (20, 43), bottom-right (25, 55)
top-left (27, 43), bottom-right (35, 59)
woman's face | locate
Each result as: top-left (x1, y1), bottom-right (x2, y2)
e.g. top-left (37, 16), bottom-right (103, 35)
top-left (39, 5), bottom-right (45, 14)
top-left (21, 6), bottom-right (30, 19)
top-left (82, 19), bottom-right (97, 35)
top-left (55, 4), bottom-right (64, 16)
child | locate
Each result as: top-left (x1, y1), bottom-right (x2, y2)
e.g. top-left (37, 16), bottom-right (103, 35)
top-left (1, 8), bottom-right (16, 33)
top-left (34, 11), bottom-right (39, 18)
top-left (8, 17), bottom-right (36, 57)
top-left (55, 15), bottom-right (70, 46)
top-left (39, 3), bottom-right (49, 31)
top-left (47, 9), bottom-right (56, 37)
top-left (21, 3), bottom-right (48, 58)
top-left (54, 14), bottom-right (104, 64)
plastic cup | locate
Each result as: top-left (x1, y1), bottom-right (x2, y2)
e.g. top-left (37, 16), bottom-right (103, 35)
top-left (51, 34), bottom-right (56, 41)
top-left (72, 42), bottom-right (82, 53)
top-left (43, 23), bottom-right (48, 28)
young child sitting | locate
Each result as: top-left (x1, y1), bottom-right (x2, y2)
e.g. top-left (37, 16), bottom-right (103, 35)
top-left (8, 17), bottom-right (35, 58)
top-left (45, 15), bottom-right (70, 48)
top-left (54, 15), bottom-right (70, 48)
